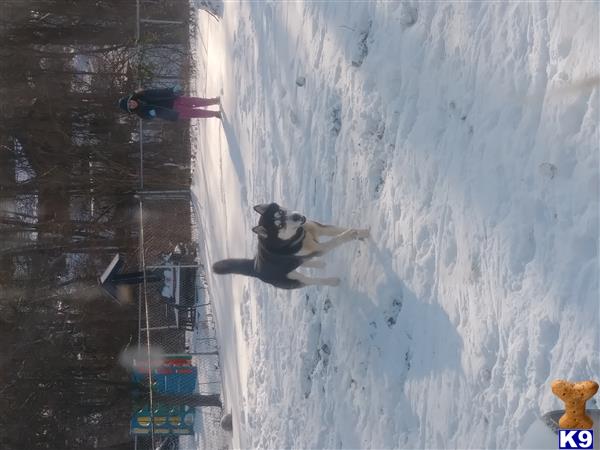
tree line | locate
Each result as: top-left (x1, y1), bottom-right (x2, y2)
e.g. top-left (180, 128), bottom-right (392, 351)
top-left (1, 1), bottom-right (196, 448)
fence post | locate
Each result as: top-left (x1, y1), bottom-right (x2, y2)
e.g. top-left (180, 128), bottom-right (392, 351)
top-left (140, 18), bottom-right (185, 25)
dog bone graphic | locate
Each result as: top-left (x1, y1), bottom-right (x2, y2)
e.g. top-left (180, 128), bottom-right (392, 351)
top-left (551, 379), bottom-right (599, 429)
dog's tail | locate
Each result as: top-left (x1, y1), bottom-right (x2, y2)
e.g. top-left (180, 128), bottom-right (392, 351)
top-left (212, 258), bottom-right (256, 277)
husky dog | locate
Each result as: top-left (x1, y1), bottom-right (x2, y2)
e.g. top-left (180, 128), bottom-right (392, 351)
top-left (212, 203), bottom-right (369, 289)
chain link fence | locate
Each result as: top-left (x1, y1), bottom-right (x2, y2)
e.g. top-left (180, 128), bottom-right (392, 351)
top-left (131, 196), bottom-right (230, 450)
top-left (123, 3), bottom-right (231, 448)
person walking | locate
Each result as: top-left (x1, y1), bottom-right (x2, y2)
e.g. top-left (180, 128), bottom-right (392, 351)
top-left (118, 86), bottom-right (221, 121)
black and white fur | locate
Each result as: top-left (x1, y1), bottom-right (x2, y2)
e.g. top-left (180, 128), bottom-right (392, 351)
top-left (212, 203), bottom-right (369, 289)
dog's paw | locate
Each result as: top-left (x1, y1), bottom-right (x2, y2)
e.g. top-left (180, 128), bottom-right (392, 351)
top-left (307, 259), bottom-right (326, 269)
top-left (325, 277), bottom-right (340, 287)
top-left (345, 229), bottom-right (360, 240)
top-left (349, 228), bottom-right (370, 240)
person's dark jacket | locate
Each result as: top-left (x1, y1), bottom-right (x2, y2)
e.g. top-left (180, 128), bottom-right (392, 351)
top-left (119, 87), bottom-right (182, 121)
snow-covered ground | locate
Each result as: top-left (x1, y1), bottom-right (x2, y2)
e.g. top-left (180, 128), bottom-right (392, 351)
top-left (190, 2), bottom-right (599, 449)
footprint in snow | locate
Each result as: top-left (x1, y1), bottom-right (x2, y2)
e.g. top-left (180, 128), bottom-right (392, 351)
top-left (351, 20), bottom-right (372, 68)
top-left (385, 297), bottom-right (403, 328)
top-left (330, 106), bottom-right (342, 136)
top-left (399, 4), bottom-right (418, 27)
top-left (539, 162), bottom-right (557, 180)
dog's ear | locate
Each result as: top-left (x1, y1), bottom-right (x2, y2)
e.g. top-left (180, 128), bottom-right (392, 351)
top-left (252, 225), bottom-right (268, 238)
top-left (253, 204), bottom-right (270, 215)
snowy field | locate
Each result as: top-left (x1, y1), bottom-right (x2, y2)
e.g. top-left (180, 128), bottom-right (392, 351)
top-left (190, 2), bottom-right (599, 449)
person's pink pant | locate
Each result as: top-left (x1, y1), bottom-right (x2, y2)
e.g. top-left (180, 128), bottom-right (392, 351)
top-left (173, 96), bottom-right (220, 119)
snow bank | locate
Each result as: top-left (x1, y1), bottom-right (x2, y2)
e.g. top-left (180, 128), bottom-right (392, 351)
top-left (191, 2), bottom-right (599, 448)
